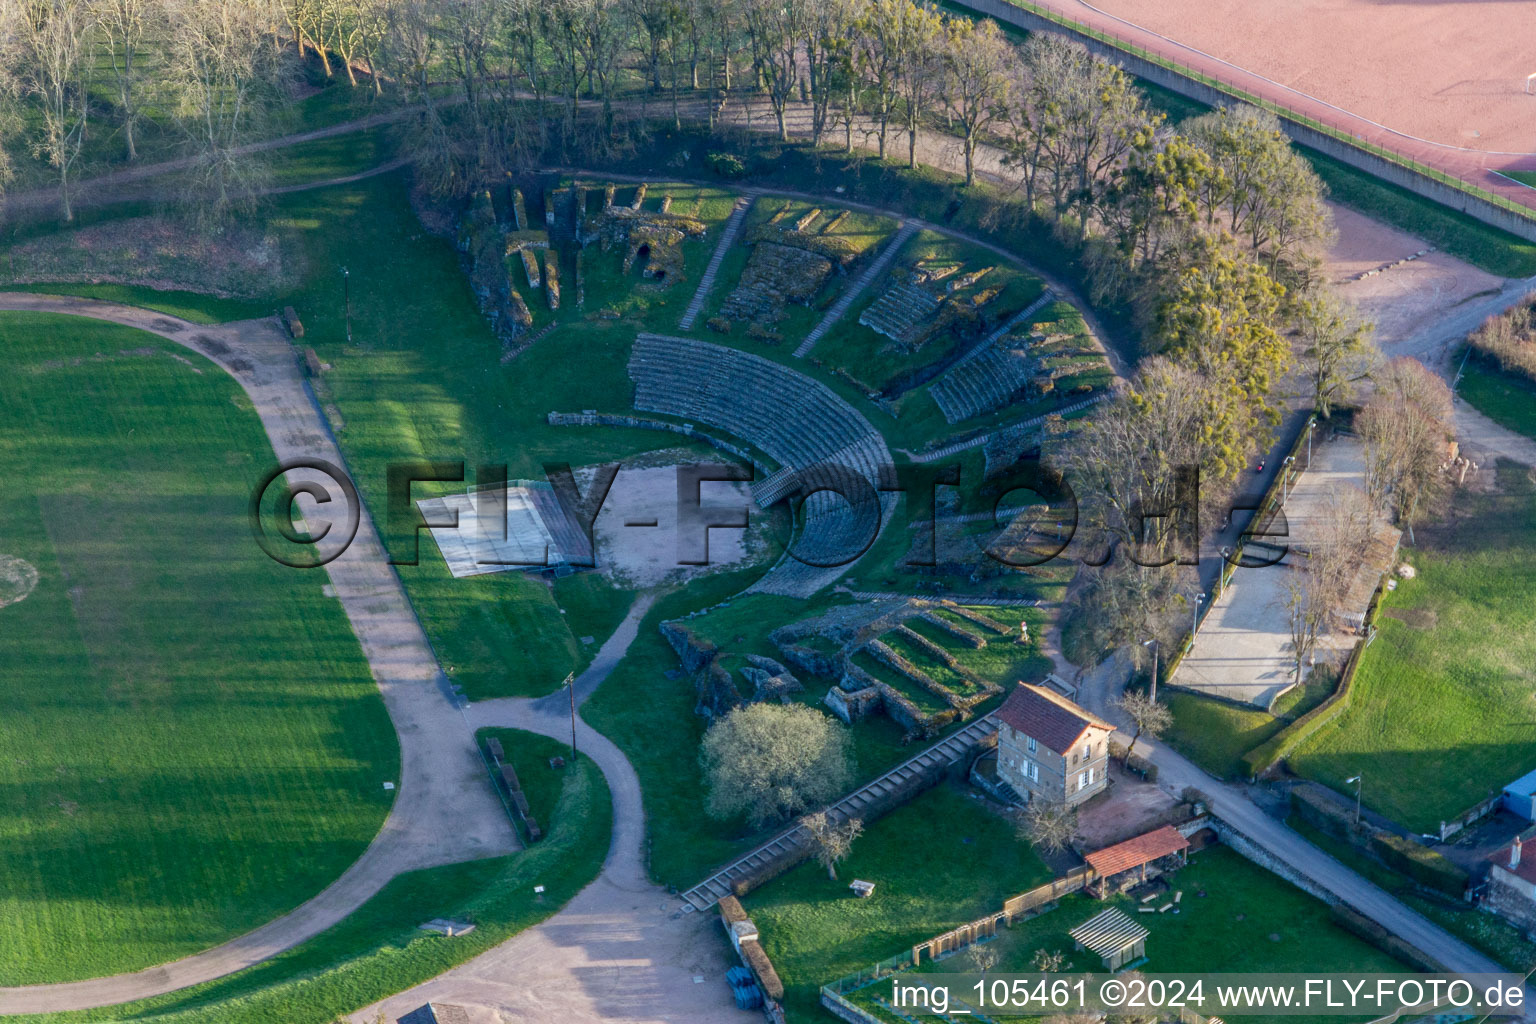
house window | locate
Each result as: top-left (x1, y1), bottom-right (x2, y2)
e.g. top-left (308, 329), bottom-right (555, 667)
top-left (1023, 759), bottom-right (1039, 782)
top-left (1083, 742), bottom-right (1092, 761)
top-left (1026, 736), bottom-right (1037, 754)
top-left (1079, 767), bottom-right (1094, 790)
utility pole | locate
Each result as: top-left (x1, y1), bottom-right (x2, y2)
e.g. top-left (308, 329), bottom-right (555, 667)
top-left (1142, 637), bottom-right (1158, 702)
top-left (342, 267), bottom-right (352, 345)
top-left (564, 671), bottom-right (578, 763)
top-left (1346, 773), bottom-right (1363, 826)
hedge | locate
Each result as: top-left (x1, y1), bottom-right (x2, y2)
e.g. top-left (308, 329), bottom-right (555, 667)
top-left (1290, 787), bottom-right (1468, 899)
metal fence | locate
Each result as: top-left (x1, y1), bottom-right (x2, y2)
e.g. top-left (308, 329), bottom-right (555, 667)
top-left (994, 0), bottom-right (1536, 222)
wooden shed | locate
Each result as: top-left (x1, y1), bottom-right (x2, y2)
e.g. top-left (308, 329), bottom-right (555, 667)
top-left (1069, 907), bottom-right (1148, 970)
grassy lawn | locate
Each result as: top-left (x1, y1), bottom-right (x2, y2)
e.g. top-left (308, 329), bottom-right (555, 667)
top-left (1163, 672), bottom-right (1334, 779)
top-left (843, 844), bottom-right (1407, 1024)
top-left (1290, 462), bottom-right (1536, 832)
top-left (1458, 355), bottom-right (1536, 441)
top-left (14, 732), bottom-right (611, 1024)
top-left (476, 728), bottom-right (573, 832)
top-left (0, 312), bottom-right (397, 984)
top-left (744, 781), bottom-right (1053, 1022)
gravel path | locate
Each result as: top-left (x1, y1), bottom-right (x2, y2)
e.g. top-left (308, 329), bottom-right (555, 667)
top-left (0, 294), bottom-right (515, 1015)
top-left (350, 595), bottom-right (759, 1024)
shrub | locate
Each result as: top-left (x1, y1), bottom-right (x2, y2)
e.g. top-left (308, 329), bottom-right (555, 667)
top-left (708, 151), bottom-right (746, 179)
top-left (700, 703), bottom-right (853, 828)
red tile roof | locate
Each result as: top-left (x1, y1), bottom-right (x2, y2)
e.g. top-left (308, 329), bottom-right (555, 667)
top-left (1086, 825), bottom-right (1190, 878)
top-left (995, 683), bottom-right (1114, 756)
top-left (1489, 839), bottom-right (1536, 886)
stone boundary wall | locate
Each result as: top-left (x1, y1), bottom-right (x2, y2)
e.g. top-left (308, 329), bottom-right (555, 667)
top-left (949, 0), bottom-right (1536, 244)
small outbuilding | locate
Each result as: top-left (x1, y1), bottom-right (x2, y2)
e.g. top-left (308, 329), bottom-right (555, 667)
top-left (1070, 907), bottom-right (1148, 971)
top-left (1085, 825), bottom-right (1190, 897)
top-left (1503, 768), bottom-right (1536, 821)
top-left (397, 1004), bottom-right (474, 1024)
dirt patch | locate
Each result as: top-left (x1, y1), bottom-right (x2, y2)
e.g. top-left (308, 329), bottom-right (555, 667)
top-left (1328, 204), bottom-right (1507, 348)
top-left (1, 216), bottom-right (301, 299)
top-left (586, 464), bottom-right (761, 587)
top-left (193, 335), bottom-right (231, 357)
top-left (1382, 607), bottom-right (1438, 631)
top-left (0, 555), bottom-right (39, 608)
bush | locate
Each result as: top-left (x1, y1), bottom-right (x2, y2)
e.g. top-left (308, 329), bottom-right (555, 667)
top-left (1290, 787), bottom-right (1467, 899)
top-left (1469, 299), bottom-right (1536, 383)
top-left (708, 151), bottom-right (747, 179)
top-left (700, 703), bottom-right (853, 828)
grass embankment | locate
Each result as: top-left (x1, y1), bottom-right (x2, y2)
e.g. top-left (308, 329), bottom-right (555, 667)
top-left (1458, 356), bottom-right (1536, 441)
top-left (13, 731), bottom-right (611, 1024)
top-left (686, 195), bottom-right (899, 347)
top-left (744, 782), bottom-right (1053, 1022)
top-left (1291, 461), bottom-right (1536, 832)
top-left (0, 312), bottom-right (397, 984)
top-left (1163, 671), bottom-right (1334, 779)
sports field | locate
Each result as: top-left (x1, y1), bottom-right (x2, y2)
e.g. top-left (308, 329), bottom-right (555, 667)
top-left (0, 312), bottom-right (397, 984)
top-left (1034, 0), bottom-right (1536, 153)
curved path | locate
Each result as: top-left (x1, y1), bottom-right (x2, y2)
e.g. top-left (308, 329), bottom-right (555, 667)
top-left (0, 294), bottom-right (515, 1015)
top-left (350, 595), bottom-right (758, 1024)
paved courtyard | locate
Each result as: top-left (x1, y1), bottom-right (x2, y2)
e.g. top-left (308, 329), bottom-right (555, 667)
top-left (1172, 435), bottom-right (1370, 708)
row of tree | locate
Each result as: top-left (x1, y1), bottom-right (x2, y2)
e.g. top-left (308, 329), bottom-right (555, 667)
top-left (0, 0), bottom-right (299, 222)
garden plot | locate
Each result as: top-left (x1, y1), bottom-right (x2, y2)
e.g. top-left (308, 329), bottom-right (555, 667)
top-left (838, 845), bottom-right (1408, 1024)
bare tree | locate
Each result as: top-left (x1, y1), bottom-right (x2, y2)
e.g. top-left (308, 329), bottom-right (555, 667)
top-left (801, 810), bottom-right (864, 880)
top-left (745, 0), bottom-right (803, 141)
top-left (164, 0), bottom-right (293, 228)
top-left (937, 14), bottom-right (1011, 187)
top-left (803, 0), bottom-right (855, 146)
top-left (966, 942), bottom-right (1000, 975)
top-left (16, 0), bottom-right (94, 221)
top-left (1016, 801), bottom-right (1078, 855)
top-left (891, 0), bottom-right (939, 168)
top-left (1116, 690), bottom-right (1171, 760)
top-left (90, 0), bottom-right (159, 161)
top-left (1358, 357), bottom-right (1454, 528)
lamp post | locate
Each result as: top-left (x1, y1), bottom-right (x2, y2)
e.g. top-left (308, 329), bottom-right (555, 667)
top-left (342, 267), bottom-right (352, 345)
top-left (1282, 455), bottom-right (1296, 503)
top-left (1193, 592), bottom-right (1206, 640)
top-left (1306, 416), bottom-right (1317, 468)
top-left (1345, 773), bottom-right (1363, 826)
top-left (562, 671), bottom-right (578, 763)
top-left (1141, 637), bottom-right (1158, 703)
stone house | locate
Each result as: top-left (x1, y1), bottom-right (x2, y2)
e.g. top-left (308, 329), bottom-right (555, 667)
top-left (1485, 832), bottom-right (1536, 932)
top-left (995, 683), bottom-right (1114, 808)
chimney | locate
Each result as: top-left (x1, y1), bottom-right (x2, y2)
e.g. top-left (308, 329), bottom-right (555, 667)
top-left (1510, 837), bottom-right (1523, 871)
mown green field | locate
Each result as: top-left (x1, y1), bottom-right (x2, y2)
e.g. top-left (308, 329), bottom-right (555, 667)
top-left (1291, 462), bottom-right (1536, 832)
top-left (0, 311), bottom-right (397, 985)
top-left (13, 730), bottom-right (611, 1024)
